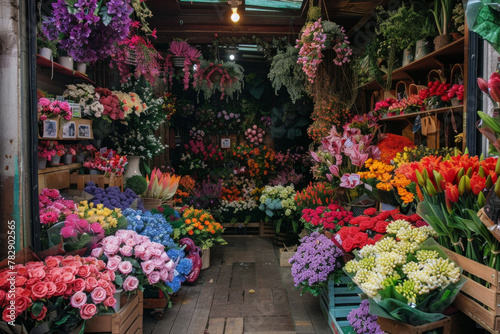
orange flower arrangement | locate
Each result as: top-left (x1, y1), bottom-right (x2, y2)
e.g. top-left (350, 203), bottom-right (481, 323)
top-left (173, 175), bottom-right (197, 205)
top-left (376, 134), bottom-right (415, 164)
top-left (221, 185), bottom-right (242, 202)
top-left (177, 207), bottom-right (226, 249)
top-left (295, 182), bottom-right (336, 212)
top-left (232, 144), bottom-right (275, 185)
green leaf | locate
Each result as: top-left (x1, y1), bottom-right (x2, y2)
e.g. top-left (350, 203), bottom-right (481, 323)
top-left (128, 258), bottom-right (140, 269)
top-left (31, 301), bottom-right (44, 317)
top-left (115, 275), bottom-right (124, 286)
top-left (271, 127), bottom-right (286, 138)
top-left (55, 314), bottom-right (71, 325)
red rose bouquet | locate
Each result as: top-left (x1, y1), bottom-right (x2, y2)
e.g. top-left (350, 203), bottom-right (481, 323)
top-left (374, 98), bottom-right (397, 116)
top-left (0, 255), bottom-right (116, 333)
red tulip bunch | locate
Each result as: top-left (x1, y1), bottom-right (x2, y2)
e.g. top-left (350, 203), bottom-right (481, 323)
top-left (478, 72), bottom-right (500, 104)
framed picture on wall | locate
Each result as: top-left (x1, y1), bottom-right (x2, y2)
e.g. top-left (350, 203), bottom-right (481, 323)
top-left (221, 138), bottom-right (231, 148)
top-left (42, 119), bottom-right (58, 138)
top-left (77, 124), bottom-right (91, 139)
top-left (62, 121), bottom-right (76, 139)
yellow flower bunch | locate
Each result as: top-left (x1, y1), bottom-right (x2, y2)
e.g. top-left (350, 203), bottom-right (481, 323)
top-left (77, 201), bottom-right (127, 234)
top-left (359, 159), bottom-right (395, 181)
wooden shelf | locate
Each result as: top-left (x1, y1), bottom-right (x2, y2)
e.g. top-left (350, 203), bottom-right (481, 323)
top-left (36, 55), bottom-right (95, 84)
top-left (359, 38), bottom-right (465, 91)
top-left (38, 163), bottom-right (82, 175)
top-left (379, 105), bottom-right (463, 122)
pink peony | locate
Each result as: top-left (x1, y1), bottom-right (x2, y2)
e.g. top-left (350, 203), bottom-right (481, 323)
top-left (123, 276), bottom-right (139, 291)
top-left (106, 255), bottom-right (122, 271)
top-left (80, 303), bottom-right (97, 320)
top-left (118, 261), bottom-right (133, 275)
top-left (90, 287), bottom-right (107, 304)
top-left (70, 291), bottom-right (87, 308)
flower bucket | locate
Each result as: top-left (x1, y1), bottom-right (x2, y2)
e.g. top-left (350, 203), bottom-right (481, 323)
top-left (401, 48), bottom-right (414, 67)
top-left (76, 153), bottom-right (86, 163)
top-left (57, 56), bottom-right (73, 69)
top-left (76, 62), bottom-right (86, 74)
top-left (39, 47), bottom-right (52, 60)
top-left (172, 56), bottom-right (185, 68)
top-left (434, 34), bottom-right (451, 51)
top-left (38, 157), bottom-right (47, 169)
top-left (415, 39), bottom-right (431, 60)
top-left (89, 169), bottom-right (100, 175)
top-left (48, 155), bottom-right (61, 166)
top-left (142, 198), bottom-right (162, 211)
top-left (113, 289), bottom-right (124, 311)
top-left (201, 248), bottom-right (210, 270)
top-left (62, 154), bottom-right (73, 164)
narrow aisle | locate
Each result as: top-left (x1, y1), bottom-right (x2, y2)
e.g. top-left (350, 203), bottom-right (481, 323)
top-left (144, 237), bottom-right (330, 334)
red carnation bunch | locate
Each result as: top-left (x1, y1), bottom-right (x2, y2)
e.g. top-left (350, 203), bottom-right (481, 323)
top-left (301, 203), bottom-right (354, 233)
top-left (334, 208), bottom-right (427, 253)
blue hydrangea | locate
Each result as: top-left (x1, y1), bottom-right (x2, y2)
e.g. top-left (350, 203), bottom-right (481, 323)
top-left (176, 258), bottom-right (193, 276)
top-left (124, 208), bottom-right (176, 249)
top-left (167, 248), bottom-right (185, 261)
top-left (166, 275), bottom-right (182, 293)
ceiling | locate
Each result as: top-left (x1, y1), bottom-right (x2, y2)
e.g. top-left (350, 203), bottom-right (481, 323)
top-left (148, 0), bottom-right (389, 45)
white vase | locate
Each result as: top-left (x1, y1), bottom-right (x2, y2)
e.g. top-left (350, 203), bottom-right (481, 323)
top-left (49, 155), bottom-right (61, 166)
top-left (39, 47), bottom-right (52, 60)
top-left (76, 62), bottom-right (86, 74)
top-left (113, 289), bottom-right (123, 311)
top-left (124, 155), bottom-right (141, 180)
top-left (58, 56), bottom-right (73, 69)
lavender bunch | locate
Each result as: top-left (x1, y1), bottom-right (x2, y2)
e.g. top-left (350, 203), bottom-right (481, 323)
top-left (347, 300), bottom-right (384, 334)
top-left (289, 232), bottom-right (344, 296)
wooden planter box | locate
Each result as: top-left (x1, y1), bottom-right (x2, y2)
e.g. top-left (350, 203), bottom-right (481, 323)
top-left (69, 173), bottom-right (123, 191)
top-left (377, 316), bottom-right (451, 334)
top-left (441, 246), bottom-right (500, 334)
top-left (320, 276), bottom-right (362, 334)
top-left (85, 290), bottom-right (143, 334)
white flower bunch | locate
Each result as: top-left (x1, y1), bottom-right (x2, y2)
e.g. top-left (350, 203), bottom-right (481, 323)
top-left (259, 184), bottom-right (297, 218)
top-left (345, 220), bottom-right (459, 304)
top-left (63, 83), bottom-right (105, 118)
top-left (219, 198), bottom-right (258, 213)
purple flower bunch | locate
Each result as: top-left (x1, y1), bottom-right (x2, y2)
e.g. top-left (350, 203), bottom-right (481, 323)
top-left (289, 232), bottom-right (344, 296)
top-left (84, 182), bottom-right (145, 211)
top-left (347, 300), bottom-right (384, 334)
top-left (42, 0), bottom-right (133, 62)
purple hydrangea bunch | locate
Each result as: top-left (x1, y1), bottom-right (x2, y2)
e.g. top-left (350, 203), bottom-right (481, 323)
top-left (289, 232), bottom-right (344, 296)
top-left (347, 300), bottom-right (384, 334)
top-left (84, 182), bottom-right (145, 211)
top-left (42, 0), bottom-right (133, 62)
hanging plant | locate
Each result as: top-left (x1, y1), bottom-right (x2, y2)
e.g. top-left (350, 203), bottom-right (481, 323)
top-left (42, 0), bottom-right (133, 63)
top-left (268, 45), bottom-right (306, 104)
top-left (165, 41), bottom-right (201, 91)
top-left (192, 59), bottom-right (244, 101)
top-left (296, 18), bottom-right (326, 84)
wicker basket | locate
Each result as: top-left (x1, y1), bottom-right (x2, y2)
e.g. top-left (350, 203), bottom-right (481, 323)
top-left (450, 63), bottom-right (464, 84)
top-left (395, 81), bottom-right (411, 99)
top-left (409, 83), bottom-right (427, 96)
top-left (428, 69), bottom-right (446, 84)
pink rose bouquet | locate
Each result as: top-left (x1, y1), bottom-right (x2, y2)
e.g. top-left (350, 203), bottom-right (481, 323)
top-left (38, 98), bottom-right (73, 121)
top-left (61, 213), bottom-right (105, 253)
top-left (39, 188), bottom-right (76, 227)
top-left (244, 125), bottom-right (266, 146)
top-left (92, 230), bottom-right (177, 295)
top-left (0, 255), bottom-right (116, 332)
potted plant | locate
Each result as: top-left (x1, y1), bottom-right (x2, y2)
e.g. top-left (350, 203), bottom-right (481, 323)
top-left (268, 45), bottom-right (306, 104)
top-left (430, 0), bottom-right (454, 50)
top-left (376, 4), bottom-right (426, 67)
top-left (192, 58), bottom-right (244, 101)
top-left (141, 167), bottom-right (181, 209)
top-left (415, 17), bottom-right (437, 60)
top-left (37, 22), bottom-right (58, 59)
top-left (296, 18), bottom-right (326, 84)
top-left (322, 20), bottom-right (353, 65)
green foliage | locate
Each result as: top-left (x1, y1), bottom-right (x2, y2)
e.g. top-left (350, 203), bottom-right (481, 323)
top-left (125, 175), bottom-right (148, 195)
top-left (430, 0), bottom-right (454, 35)
top-left (376, 4), bottom-right (427, 51)
top-left (268, 46), bottom-right (306, 104)
top-left (270, 102), bottom-right (310, 140)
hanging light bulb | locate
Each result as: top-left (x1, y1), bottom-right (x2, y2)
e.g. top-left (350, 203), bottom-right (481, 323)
top-left (231, 7), bottom-right (239, 22)
top-left (229, 54), bottom-right (235, 61)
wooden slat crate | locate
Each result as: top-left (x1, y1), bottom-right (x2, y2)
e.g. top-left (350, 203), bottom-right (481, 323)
top-left (259, 221), bottom-right (274, 237)
top-left (85, 290), bottom-right (143, 334)
top-left (320, 276), bottom-right (362, 334)
top-left (69, 173), bottom-right (123, 191)
top-left (441, 246), bottom-right (500, 334)
top-left (377, 316), bottom-right (451, 334)
top-left (222, 222), bottom-right (261, 237)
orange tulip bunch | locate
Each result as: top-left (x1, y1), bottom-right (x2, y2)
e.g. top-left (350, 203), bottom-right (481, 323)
top-left (295, 182), bottom-right (336, 212)
top-left (232, 144), bottom-right (275, 185)
top-left (179, 207), bottom-right (226, 249)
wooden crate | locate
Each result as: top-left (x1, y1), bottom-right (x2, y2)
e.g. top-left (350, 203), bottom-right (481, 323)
top-left (259, 221), bottom-right (274, 237)
top-left (377, 316), bottom-right (451, 334)
top-left (279, 245), bottom-right (297, 267)
top-left (320, 276), bottom-right (362, 334)
top-left (222, 222), bottom-right (261, 237)
top-left (85, 290), bottom-right (143, 334)
top-left (441, 246), bottom-right (500, 334)
top-left (69, 173), bottom-right (123, 191)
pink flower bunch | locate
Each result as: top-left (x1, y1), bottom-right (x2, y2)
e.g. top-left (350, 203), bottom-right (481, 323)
top-left (95, 87), bottom-right (124, 121)
top-left (184, 140), bottom-right (224, 163)
top-left (39, 188), bottom-right (76, 226)
top-left (301, 203), bottom-right (354, 232)
top-left (0, 255), bottom-right (116, 324)
top-left (189, 127), bottom-right (205, 142)
top-left (76, 143), bottom-right (97, 155)
top-left (244, 125), bottom-right (266, 146)
top-left (92, 230), bottom-right (177, 291)
top-left (38, 98), bottom-right (73, 121)
top-left (274, 148), bottom-right (304, 170)
top-left (61, 214), bottom-right (105, 249)
top-left (374, 98), bottom-right (397, 114)
top-left (64, 144), bottom-right (77, 156)
top-left (83, 150), bottom-right (128, 175)
top-left (332, 27), bottom-right (353, 66)
top-left (38, 140), bottom-right (57, 160)
top-left (166, 41), bottom-right (201, 90)
top-left (296, 18), bottom-right (326, 83)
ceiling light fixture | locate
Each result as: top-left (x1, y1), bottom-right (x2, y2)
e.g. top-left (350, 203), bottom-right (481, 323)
top-left (228, 0), bottom-right (241, 23)
top-left (231, 7), bottom-right (239, 22)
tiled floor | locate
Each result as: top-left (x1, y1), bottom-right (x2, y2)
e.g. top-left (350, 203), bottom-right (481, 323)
top-left (144, 237), bottom-right (331, 334)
